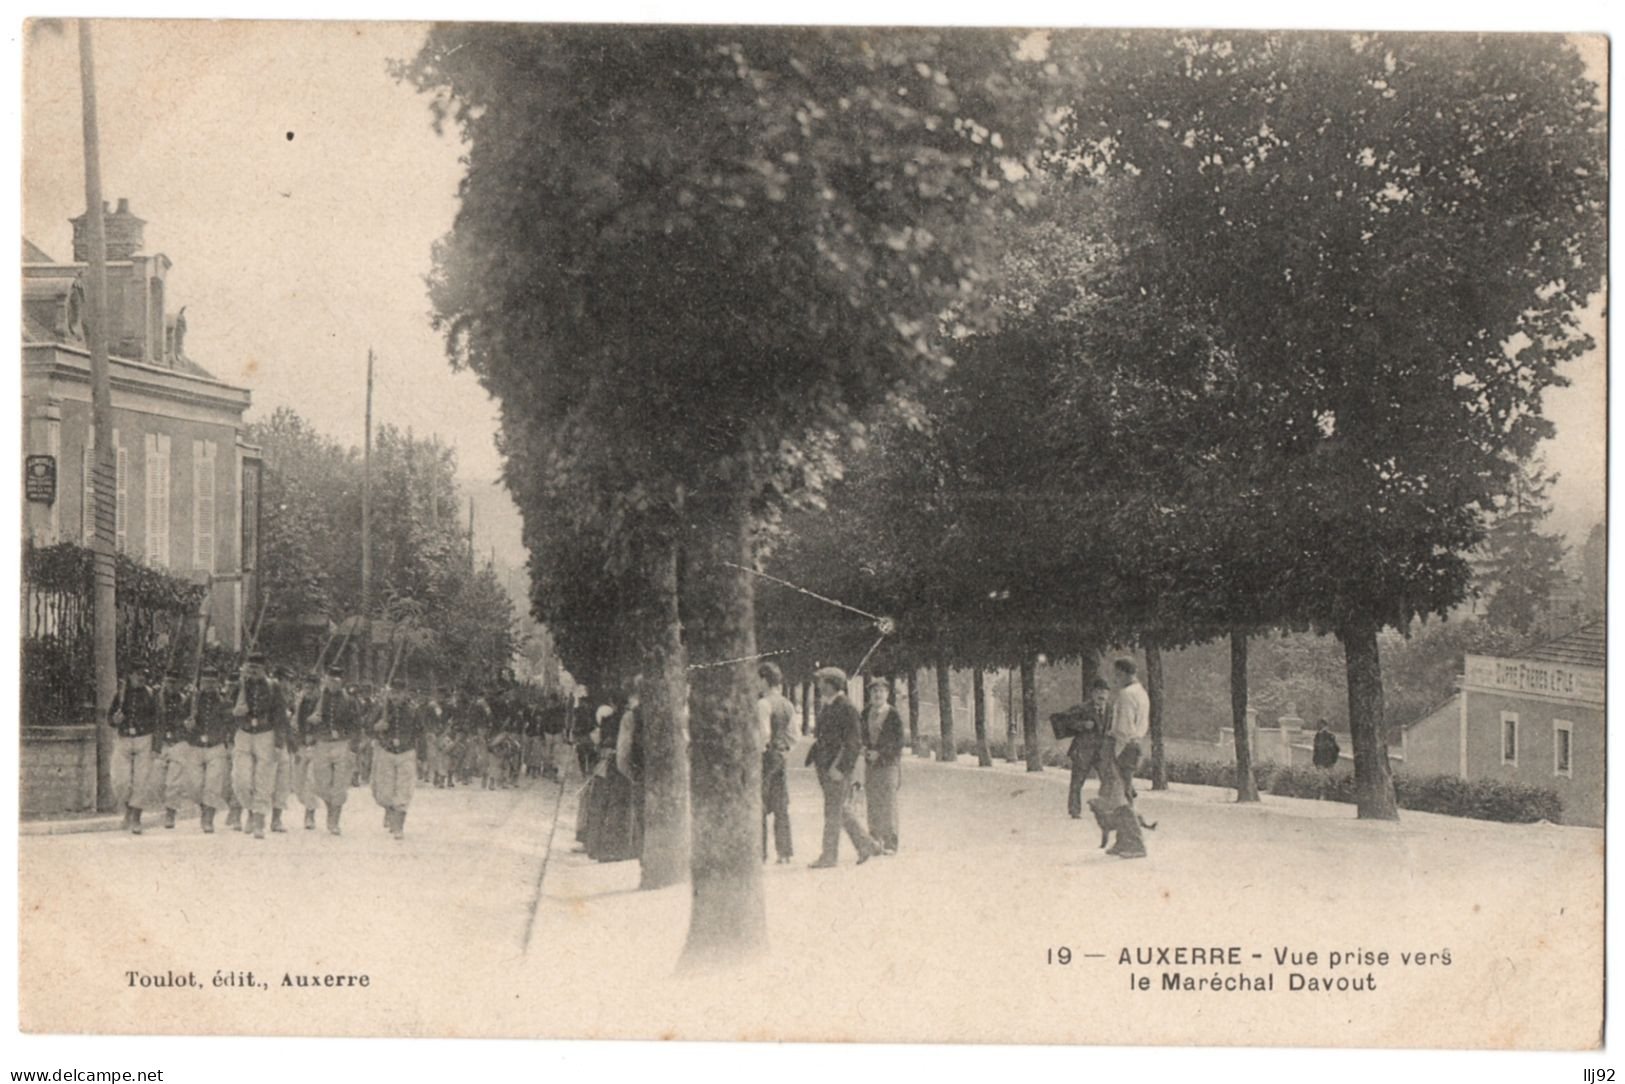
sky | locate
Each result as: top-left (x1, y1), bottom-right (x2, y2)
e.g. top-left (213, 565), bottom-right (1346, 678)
top-left (22, 19), bottom-right (528, 566)
top-left (20, 20), bottom-right (1607, 558)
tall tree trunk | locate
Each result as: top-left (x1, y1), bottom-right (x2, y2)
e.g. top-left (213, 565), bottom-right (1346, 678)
top-left (1230, 630), bottom-right (1260, 802)
top-left (1020, 656), bottom-right (1042, 772)
top-left (800, 680), bottom-right (811, 736)
top-left (635, 536), bottom-right (690, 891)
top-left (907, 670), bottom-right (923, 756)
top-left (677, 476), bottom-right (766, 971)
top-left (1005, 668), bottom-right (1018, 763)
top-left (1145, 642), bottom-right (1168, 791)
top-left (936, 656), bottom-right (955, 760)
top-left (972, 669), bottom-right (992, 766)
top-left (1339, 620), bottom-right (1399, 820)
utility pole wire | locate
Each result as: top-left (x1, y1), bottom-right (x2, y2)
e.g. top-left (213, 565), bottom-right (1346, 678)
top-left (722, 562), bottom-right (883, 623)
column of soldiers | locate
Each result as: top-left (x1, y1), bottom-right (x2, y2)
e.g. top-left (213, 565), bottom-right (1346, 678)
top-left (107, 652), bottom-right (570, 842)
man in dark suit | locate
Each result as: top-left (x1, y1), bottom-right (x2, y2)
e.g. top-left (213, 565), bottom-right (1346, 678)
top-left (806, 667), bottom-right (880, 868)
top-left (1065, 678), bottom-right (1112, 819)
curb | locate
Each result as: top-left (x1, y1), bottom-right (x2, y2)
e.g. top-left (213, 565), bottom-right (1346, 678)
top-left (21, 815), bottom-right (125, 837)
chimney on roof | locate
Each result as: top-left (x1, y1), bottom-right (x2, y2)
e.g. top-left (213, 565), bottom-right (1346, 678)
top-left (71, 197), bottom-right (147, 262)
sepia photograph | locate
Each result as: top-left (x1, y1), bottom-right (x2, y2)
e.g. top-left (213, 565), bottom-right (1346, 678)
top-left (11, 9), bottom-right (1610, 1064)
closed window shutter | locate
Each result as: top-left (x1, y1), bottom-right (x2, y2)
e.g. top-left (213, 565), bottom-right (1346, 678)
top-left (146, 433), bottom-right (171, 568)
top-left (114, 429), bottom-right (127, 554)
top-left (193, 440), bottom-right (215, 572)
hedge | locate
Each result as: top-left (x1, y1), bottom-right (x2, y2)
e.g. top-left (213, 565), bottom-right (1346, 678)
top-left (1137, 758), bottom-right (1562, 825)
top-left (914, 737), bottom-right (1564, 825)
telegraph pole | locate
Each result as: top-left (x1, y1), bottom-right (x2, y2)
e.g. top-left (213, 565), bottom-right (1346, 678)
top-left (360, 348), bottom-right (373, 681)
top-left (79, 20), bottom-right (118, 811)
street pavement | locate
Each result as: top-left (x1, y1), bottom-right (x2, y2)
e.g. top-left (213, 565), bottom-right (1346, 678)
top-left (20, 752), bottom-right (1603, 1046)
top-left (21, 775), bottom-right (561, 1035)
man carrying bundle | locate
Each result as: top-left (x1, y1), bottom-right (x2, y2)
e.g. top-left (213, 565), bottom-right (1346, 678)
top-left (1063, 678), bottom-right (1112, 820)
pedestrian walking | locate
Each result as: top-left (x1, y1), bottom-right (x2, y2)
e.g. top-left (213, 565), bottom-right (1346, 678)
top-left (1312, 719), bottom-right (1341, 801)
top-left (806, 667), bottom-right (880, 868)
top-left (1065, 678), bottom-right (1112, 819)
top-left (862, 676), bottom-right (904, 855)
top-left (1104, 657), bottom-right (1149, 859)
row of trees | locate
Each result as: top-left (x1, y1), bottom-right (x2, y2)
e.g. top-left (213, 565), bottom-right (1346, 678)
top-left (400, 28), bottom-right (1604, 967)
top-left (246, 406), bottom-right (518, 691)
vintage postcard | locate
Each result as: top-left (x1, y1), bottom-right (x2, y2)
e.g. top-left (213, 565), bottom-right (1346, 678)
top-left (16, 18), bottom-right (1606, 1050)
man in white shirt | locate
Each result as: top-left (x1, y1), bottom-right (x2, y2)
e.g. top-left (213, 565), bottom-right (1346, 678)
top-left (1108, 657), bottom-right (1150, 804)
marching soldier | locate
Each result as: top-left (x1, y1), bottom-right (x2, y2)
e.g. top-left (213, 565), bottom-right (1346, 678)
top-left (425, 694), bottom-right (451, 788)
top-left (307, 665), bottom-right (360, 835)
top-left (154, 669), bottom-right (195, 830)
top-left (371, 684), bottom-right (422, 840)
top-left (187, 668), bottom-right (234, 832)
top-left (290, 672), bottom-right (324, 829)
top-left (540, 696), bottom-right (564, 781)
top-left (354, 683), bottom-right (376, 786)
top-left (107, 665), bottom-right (160, 835)
top-left (268, 664), bottom-right (296, 833)
top-left (230, 651), bottom-right (287, 840)
top-left (416, 690), bottom-right (433, 783)
top-left (220, 671), bottom-right (244, 831)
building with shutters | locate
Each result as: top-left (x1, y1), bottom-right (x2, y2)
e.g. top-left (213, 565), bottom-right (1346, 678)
top-left (22, 199), bottom-right (262, 649)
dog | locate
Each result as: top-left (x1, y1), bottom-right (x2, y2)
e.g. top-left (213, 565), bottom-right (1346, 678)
top-left (1086, 796), bottom-right (1157, 852)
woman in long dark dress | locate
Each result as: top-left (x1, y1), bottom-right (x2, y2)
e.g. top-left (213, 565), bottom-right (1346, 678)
top-left (573, 703), bottom-right (608, 846)
top-left (584, 694), bottom-right (640, 862)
